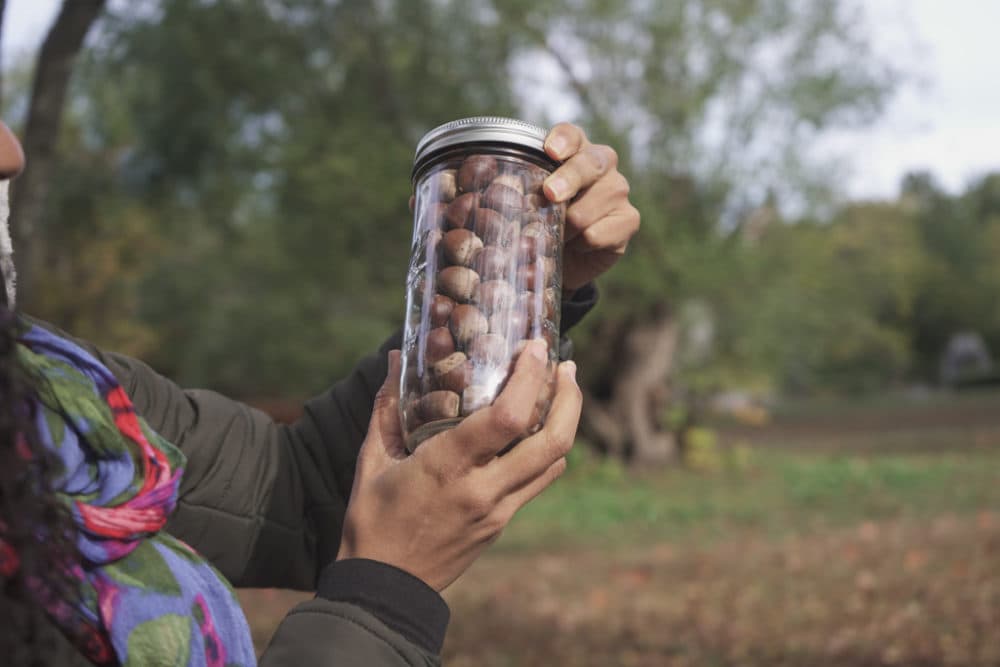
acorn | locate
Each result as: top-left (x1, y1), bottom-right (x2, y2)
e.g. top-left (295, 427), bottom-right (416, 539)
top-left (475, 246), bottom-right (511, 281)
top-left (474, 208), bottom-right (516, 247)
top-left (425, 326), bottom-right (456, 364)
top-left (442, 229), bottom-right (484, 267)
top-left (492, 172), bottom-right (525, 194)
top-left (433, 169), bottom-right (458, 202)
top-left (524, 193), bottom-right (548, 211)
top-left (418, 390), bottom-right (461, 421)
top-left (469, 333), bottom-right (509, 365)
top-left (449, 304), bottom-right (489, 345)
top-left (432, 352), bottom-right (472, 393)
top-left (482, 182), bottom-right (526, 214)
top-left (445, 192), bottom-right (480, 229)
top-left (474, 280), bottom-right (517, 316)
top-left (458, 155), bottom-right (498, 192)
top-left (517, 256), bottom-right (557, 290)
top-left (461, 385), bottom-right (494, 416)
top-left (429, 294), bottom-right (456, 328)
top-left (420, 202), bottom-right (450, 231)
top-left (489, 310), bottom-right (529, 339)
top-left (437, 266), bottom-right (480, 302)
top-left (521, 220), bottom-right (549, 239)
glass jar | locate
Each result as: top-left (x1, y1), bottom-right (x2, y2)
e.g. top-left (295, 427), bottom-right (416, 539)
top-left (401, 117), bottom-right (566, 452)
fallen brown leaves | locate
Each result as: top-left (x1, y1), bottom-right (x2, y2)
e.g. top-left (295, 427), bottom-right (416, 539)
top-left (236, 513), bottom-right (999, 665)
top-left (440, 513), bottom-right (1000, 667)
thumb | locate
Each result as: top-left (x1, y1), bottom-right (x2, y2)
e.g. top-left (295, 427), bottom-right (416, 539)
top-left (356, 350), bottom-right (405, 478)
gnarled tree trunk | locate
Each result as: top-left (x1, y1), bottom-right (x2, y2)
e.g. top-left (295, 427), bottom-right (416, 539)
top-left (10, 0), bottom-right (106, 305)
top-left (582, 304), bottom-right (680, 466)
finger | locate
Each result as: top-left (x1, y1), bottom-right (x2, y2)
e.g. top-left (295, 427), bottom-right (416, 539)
top-left (357, 350), bottom-right (405, 476)
top-left (543, 144), bottom-right (619, 204)
top-left (565, 205), bottom-right (641, 255)
top-left (431, 339), bottom-right (550, 467)
top-left (408, 195), bottom-right (415, 213)
top-left (563, 171), bottom-right (631, 243)
top-left (484, 361), bottom-right (581, 495)
top-left (543, 122), bottom-right (588, 162)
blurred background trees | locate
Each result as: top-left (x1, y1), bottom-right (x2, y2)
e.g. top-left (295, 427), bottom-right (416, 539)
top-left (3, 0), bottom-right (998, 464)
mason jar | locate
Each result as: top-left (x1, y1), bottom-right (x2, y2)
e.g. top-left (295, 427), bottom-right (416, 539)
top-left (401, 117), bottom-right (566, 452)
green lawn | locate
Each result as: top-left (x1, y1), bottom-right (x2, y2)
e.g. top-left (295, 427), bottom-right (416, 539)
top-left (498, 440), bottom-right (1000, 553)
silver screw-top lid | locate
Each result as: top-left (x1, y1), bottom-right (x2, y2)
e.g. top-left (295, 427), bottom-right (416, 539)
top-left (414, 116), bottom-right (549, 167)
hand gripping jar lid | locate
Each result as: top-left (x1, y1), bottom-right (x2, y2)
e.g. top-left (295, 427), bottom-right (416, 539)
top-left (412, 117), bottom-right (556, 182)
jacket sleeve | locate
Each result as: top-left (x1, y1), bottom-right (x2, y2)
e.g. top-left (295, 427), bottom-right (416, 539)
top-left (258, 559), bottom-right (448, 666)
top-left (34, 284), bottom-right (598, 590)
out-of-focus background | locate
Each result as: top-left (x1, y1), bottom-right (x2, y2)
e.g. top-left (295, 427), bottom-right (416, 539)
top-left (4, 1), bottom-right (999, 664)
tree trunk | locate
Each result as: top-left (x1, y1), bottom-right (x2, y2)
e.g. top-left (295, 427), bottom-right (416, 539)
top-left (0, 0), bottom-right (8, 111)
top-left (10, 0), bottom-right (106, 305)
top-left (581, 306), bottom-right (680, 466)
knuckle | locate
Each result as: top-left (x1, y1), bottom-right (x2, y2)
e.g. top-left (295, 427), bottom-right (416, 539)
top-left (419, 452), bottom-right (460, 487)
top-left (627, 204), bottom-right (642, 229)
top-left (565, 204), bottom-right (587, 229)
top-left (484, 508), bottom-right (512, 536)
top-left (612, 172), bottom-right (631, 198)
top-left (546, 429), bottom-right (574, 460)
top-left (491, 402), bottom-right (530, 438)
top-left (582, 224), bottom-right (604, 247)
top-left (586, 145), bottom-right (611, 174)
top-left (599, 144), bottom-right (619, 169)
top-left (459, 484), bottom-right (496, 521)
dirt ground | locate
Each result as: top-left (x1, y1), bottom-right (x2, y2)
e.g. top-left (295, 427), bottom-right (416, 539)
top-left (239, 512), bottom-right (999, 666)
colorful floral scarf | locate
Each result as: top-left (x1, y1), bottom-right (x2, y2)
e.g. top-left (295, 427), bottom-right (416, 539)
top-left (9, 323), bottom-right (256, 666)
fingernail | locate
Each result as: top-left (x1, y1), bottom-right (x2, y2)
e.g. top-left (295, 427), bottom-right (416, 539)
top-left (561, 360), bottom-right (577, 382)
top-left (529, 339), bottom-right (548, 362)
top-left (545, 176), bottom-right (568, 201)
top-left (547, 134), bottom-right (568, 158)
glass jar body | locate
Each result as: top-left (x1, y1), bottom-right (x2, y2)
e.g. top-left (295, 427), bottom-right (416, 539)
top-left (401, 145), bottom-right (565, 452)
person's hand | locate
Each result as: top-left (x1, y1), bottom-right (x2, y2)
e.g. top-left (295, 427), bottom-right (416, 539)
top-left (0, 121), bottom-right (26, 180)
top-left (337, 341), bottom-right (582, 592)
top-left (542, 123), bottom-right (640, 292)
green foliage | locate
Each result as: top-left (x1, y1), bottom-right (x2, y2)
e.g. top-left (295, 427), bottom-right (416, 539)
top-left (18, 0), bottom-right (994, 402)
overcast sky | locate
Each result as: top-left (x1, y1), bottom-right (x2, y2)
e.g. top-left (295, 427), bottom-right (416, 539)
top-left (3, 0), bottom-right (999, 200)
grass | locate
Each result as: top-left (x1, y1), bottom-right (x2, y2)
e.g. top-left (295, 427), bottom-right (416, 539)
top-left (240, 398), bottom-right (1000, 664)
top-left (497, 440), bottom-right (1000, 553)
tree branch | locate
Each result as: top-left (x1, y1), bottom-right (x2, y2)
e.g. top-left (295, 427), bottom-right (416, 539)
top-left (10, 0), bottom-right (106, 304)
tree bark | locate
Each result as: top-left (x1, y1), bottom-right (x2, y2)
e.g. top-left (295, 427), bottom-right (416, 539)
top-left (0, 0), bottom-right (8, 110)
top-left (10, 0), bottom-right (106, 305)
top-left (581, 305), bottom-right (681, 466)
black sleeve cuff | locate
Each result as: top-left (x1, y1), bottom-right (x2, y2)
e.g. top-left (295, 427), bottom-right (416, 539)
top-left (559, 282), bottom-right (599, 335)
top-left (316, 558), bottom-right (450, 654)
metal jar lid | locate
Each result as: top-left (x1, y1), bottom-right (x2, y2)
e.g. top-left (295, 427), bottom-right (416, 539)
top-left (413, 116), bottom-right (551, 178)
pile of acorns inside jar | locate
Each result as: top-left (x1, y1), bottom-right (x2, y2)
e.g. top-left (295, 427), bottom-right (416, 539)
top-left (402, 150), bottom-right (565, 450)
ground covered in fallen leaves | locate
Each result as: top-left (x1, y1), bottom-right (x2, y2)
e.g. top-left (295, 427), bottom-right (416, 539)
top-left (239, 393), bottom-right (1000, 665)
top-left (441, 513), bottom-right (999, 666)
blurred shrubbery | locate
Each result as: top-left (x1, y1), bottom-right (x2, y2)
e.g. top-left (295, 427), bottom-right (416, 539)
top-left (5, 0), bottom-right (997, 460)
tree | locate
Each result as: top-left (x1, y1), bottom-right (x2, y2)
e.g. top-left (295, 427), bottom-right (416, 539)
top-left (23, 0), bottom-right (904, 458)
top-left (503, 0), bottom-right (899, 463)
top-left (8, 0), bottom-right (107, 305)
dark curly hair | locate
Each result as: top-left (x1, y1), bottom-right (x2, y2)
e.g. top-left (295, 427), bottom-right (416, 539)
top-left (0, 275), bottom-right (81, 665)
